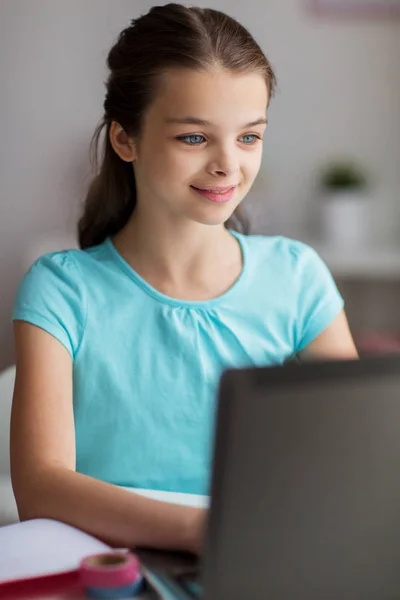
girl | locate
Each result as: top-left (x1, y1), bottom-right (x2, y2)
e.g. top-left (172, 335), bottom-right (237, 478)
top-left (10, 3), bottom-right (358, 554)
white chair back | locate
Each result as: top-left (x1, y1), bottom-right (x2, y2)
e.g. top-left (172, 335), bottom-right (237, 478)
top-left (0, 365), bottom-right (16, 475)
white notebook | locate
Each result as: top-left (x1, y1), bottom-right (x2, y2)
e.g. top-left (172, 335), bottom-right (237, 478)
top-left (0, 518), bottom-right (110, 583)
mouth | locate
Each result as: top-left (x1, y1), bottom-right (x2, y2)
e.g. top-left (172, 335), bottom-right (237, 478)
top-left (190, 184), bottom-right (238, 204)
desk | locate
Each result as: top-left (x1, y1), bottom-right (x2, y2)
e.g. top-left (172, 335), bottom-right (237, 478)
top-left (10, 582), bottom-right (158, 599)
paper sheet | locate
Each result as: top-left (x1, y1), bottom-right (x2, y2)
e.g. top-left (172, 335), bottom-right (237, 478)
top-left (0, 519), bottom-right (110, 583)
top-left (130, 488), bottom-right (209, 508)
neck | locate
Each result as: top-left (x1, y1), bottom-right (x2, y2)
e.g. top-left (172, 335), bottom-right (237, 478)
top-left (112, 206), bottom-right (238, 283)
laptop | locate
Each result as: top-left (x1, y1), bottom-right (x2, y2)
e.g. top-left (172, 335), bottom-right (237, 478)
top-left (136, 355), bottom-right (400, 600)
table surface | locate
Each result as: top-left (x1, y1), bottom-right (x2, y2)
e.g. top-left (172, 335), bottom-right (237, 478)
top-left (33, 588), bottom-right (157, 599)
top-left (12, 587), bottom-right (158, 599)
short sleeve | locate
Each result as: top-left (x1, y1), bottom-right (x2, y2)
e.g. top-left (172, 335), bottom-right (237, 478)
top-left (12, 251), bottom-right (87, 359)
top-left (292, 242), bottom-right (344, 353)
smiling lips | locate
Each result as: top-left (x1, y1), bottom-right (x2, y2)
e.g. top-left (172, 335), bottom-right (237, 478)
top-left (190, 184), bottom-right (238, 204)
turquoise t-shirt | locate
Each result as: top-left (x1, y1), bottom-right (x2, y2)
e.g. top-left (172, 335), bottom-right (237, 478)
top-left (12, 232), bottom-right (343, 495)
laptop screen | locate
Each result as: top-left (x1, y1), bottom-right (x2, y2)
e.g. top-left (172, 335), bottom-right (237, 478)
top-left (203, 358), bottom-right (400, 600)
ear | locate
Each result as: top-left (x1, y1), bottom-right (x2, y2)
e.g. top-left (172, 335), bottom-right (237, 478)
top-left (109, 121), bottom-right (137, 162)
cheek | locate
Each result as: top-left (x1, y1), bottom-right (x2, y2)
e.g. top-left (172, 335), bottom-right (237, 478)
top-left (143, 143), bottom-right (198, 182)
top-left (243, 150), bottom-right (263, 182)
top-left (139, 144), bottom-right (173, 182)
top-left (159, 150), bottom-right (204, 186)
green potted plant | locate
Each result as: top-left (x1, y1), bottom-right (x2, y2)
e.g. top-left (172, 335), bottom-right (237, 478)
top-left (318, 160), bottom-right (370, 247)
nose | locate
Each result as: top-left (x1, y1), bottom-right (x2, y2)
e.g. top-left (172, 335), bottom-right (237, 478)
top-left (207, 145), bottom-right (240, 178)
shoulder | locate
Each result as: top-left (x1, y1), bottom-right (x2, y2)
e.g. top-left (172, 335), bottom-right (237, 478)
top-left (237, 232), bottom-right (340, 303)
top-left (14, 241), bottom-right (110, 318)
top-left (235, 233), bottom-right (344, 353)
top-left (12, 245), bottom-right (108, 358)
top-left (28, 248), bottom-right (80, 276)
top-left (236, 232), bottom-right (322, 274)
top-left (16, 250), bottom-right (84, 307)
top-left (21, 241), bottom-right (109, 285)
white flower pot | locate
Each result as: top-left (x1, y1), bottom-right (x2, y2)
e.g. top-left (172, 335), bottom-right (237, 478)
top-left (321, 191), bottom-right (369, 248)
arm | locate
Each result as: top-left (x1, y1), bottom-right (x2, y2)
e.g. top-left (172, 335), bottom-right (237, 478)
top-left (298, 310), bottom-right (358, 361)
top-left (10, 322), bottom-right (205, 552)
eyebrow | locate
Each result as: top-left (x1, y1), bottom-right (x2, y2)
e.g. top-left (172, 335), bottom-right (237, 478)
top-left (164, 116), bottom-right (268, 128)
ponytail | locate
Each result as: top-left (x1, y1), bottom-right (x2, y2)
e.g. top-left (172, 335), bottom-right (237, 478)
top-left (78, 122), bottom-right (136, 249)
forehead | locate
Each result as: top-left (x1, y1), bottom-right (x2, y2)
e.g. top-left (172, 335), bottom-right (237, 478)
top-left (147, 67), bottom-right (269, 127)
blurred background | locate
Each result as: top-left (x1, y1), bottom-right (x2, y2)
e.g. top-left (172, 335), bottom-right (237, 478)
top-left (1, 0), bottom-right (400, 370)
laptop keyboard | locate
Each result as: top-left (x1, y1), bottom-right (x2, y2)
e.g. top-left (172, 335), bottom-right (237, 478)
top-left (176, 573), bottom-right (203, 598)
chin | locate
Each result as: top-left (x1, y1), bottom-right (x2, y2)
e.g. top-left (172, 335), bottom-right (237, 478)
top-left (190, 210), bottom-right (236, 228)
top-left (186, 203), bottom-right (241, 227)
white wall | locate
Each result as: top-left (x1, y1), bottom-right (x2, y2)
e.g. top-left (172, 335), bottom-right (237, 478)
top-left (0, 0), bottom-right (150, 369)
top-left (178, 0), bottom-right (400, 241)
top-left (1, 0), bottom-right (399, 369)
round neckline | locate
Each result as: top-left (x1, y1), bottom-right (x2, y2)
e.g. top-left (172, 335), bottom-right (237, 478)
top-left (105, 229), bottom-right (249, 309)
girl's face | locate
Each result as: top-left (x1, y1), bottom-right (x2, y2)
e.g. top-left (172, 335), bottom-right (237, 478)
top-left (130, 67), bottom-right (268, 227)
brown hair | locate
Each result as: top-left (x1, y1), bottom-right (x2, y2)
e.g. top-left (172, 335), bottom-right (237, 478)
top-left (78, 3), bottom-right (277, 249)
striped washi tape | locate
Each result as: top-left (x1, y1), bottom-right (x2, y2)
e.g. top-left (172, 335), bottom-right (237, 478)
top-left (80, 552), bottom-right (144, 598)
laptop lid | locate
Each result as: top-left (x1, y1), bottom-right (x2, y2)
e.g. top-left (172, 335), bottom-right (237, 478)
top-left (202, 355), bottom-right (400, 600)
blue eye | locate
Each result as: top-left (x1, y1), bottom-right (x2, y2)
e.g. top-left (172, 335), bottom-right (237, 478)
top-left (240, 134), bottom-right (261, 145)
top-left (177, 133), bottom-right (262, 146)
top-left (178, 135), bottom-right (205, 145)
